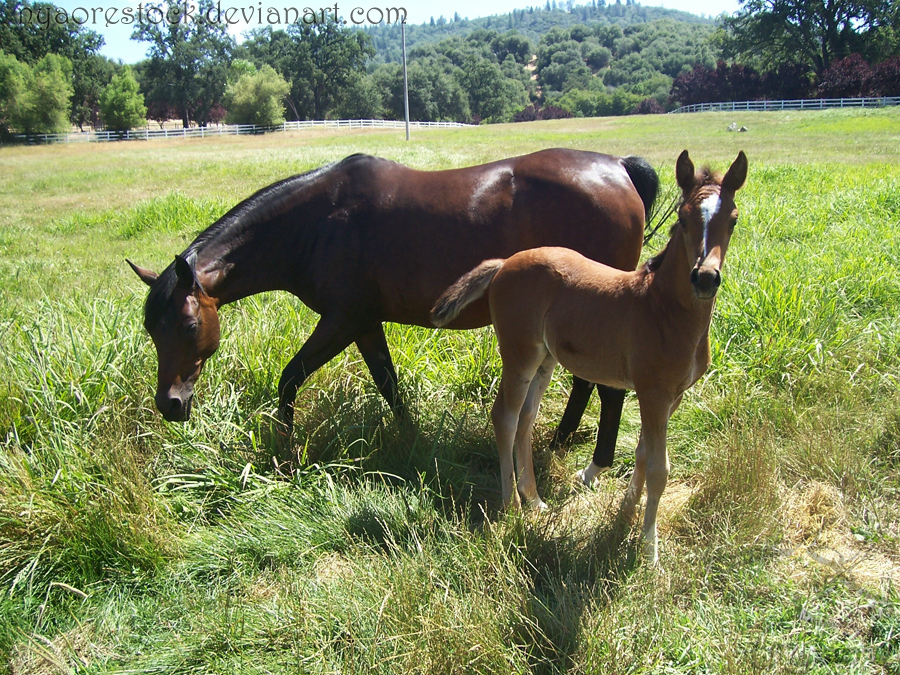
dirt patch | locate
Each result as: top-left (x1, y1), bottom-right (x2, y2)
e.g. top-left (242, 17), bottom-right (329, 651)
top-left (314, 552), bottom-right (354, 584)
top-left (780, 481), bottom-right (900, 591)
top-left (10, 625), bottom-right (114, 675)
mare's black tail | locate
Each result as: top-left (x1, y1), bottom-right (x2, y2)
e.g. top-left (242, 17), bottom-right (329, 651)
top-left (622, 155), bottom-right (659, 221)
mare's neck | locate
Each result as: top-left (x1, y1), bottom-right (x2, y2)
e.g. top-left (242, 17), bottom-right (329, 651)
top-left (191, 210), bottom-right (315, 307)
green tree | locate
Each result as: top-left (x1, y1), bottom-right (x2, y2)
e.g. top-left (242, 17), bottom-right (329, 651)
top-left (458, 56), bottom-right (528, 122)
top-left (240, 20), bottom-right (373, 120)
top-left (0, 0), bottom-right (112, 129)
top-left (2, 52), bottom-right (73, 133)
top-left (132, 0), bottom-right (234, 127)
top-left (720, 0), bottom-right (899, 74)
top-left (224, 64), bottom-right (290, 126)
top-left (100, 67), bottom-right (146, 131)
top-left (0, 50), bottom-right (27, 133)
top-left (334, 73), bottom-right (386, 119)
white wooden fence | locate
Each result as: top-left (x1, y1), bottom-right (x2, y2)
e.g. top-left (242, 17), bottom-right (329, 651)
top-left (14, 118), bottom-right (471, 144)
top-left (670, 96), bottom-right (900, 114)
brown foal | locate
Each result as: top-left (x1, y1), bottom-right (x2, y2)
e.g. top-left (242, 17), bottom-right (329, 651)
top-left (432, 150), bottom-right (748, 562)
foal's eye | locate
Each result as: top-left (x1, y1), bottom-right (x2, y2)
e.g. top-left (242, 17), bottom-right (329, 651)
top-left (729, 218), bottom-right (737, 232)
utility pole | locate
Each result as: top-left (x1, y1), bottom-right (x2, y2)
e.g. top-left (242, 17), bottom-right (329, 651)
top-left (401, 18), bottom-right (410, 141)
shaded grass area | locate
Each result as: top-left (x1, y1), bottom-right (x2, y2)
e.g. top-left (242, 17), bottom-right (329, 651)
top-left (2, 111), bottom-right (900, 673)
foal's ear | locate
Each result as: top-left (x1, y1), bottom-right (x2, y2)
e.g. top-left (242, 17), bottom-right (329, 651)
top-left (676, 149), bottom-right (695, 193)
top-left (174, 254), bottom-right (198, 290)
top-left (127, 259), bottom-right (158, 287)
top-left (722, 150), bottom-right (748, 193)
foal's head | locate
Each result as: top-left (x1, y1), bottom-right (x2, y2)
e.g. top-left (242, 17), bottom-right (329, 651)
top-left (128, 255), bottom-right (221, 421)
top-left (675, 150), bottom-right (748, 300)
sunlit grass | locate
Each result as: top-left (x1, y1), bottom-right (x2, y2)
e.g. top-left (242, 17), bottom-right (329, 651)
top-left (1, 110), bottom-right (899, 673)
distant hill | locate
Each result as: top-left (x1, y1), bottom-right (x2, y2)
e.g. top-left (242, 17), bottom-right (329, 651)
top-left (361, 1), bottom-right (715, 64)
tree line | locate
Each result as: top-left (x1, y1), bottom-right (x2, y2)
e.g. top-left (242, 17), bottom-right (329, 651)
top-left (1, 0), bottom-right (898, 136)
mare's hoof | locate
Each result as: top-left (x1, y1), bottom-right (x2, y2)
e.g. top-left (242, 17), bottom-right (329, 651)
top-left (576, 462), bottom-right (609, 488)
top-left (575, 468), bottom-right (593, 487)
top-left (527, 497), bottom-right (548, 511)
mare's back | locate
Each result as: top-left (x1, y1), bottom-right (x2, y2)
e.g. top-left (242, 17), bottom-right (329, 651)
top-left (327, 150), bottom-right (646, 328)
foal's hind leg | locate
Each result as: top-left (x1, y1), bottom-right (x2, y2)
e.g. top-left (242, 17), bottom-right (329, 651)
top-left (356, 324), bottom-right (405, 420)
top-left (491, 348), bottom-right (549, 509)
top-left (513, 355), bottom-right (557, 509)
top-left (577, 385), bottom-right (626, 486)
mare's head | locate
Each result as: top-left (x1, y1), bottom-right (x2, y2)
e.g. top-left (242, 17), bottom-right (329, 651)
top-left (128, 255), bottom-right (220, 421)
top-left (675, 149), bottom-right (748, 300)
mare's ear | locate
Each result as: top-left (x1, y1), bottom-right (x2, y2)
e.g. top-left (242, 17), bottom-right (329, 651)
top-left (722, 150), bottom-right (748, 193)
top-left (127, 259), bottom-right (158, 287)
top-left (675, 150), bottom-right (695, 193)
top-left (174, 254), bottom-right (198, 290)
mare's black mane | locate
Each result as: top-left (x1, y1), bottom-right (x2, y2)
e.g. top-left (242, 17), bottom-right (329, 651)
top-left (143, 157), bottom-right (364, 331)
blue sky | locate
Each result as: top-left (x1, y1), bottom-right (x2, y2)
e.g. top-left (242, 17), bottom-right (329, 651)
top-left (50, 0), bottom-right (741, 64)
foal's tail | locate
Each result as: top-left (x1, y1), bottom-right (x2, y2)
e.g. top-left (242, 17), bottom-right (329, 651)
top-left (431, 259), bottom-right (505, 327)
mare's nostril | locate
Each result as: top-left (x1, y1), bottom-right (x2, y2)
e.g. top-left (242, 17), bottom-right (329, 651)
top-left (713, 270), bottom-right (721, 288)
top-left (690, 268), bottom-right (699, 285)
top-left (169, 397), bottom-right (183, 417)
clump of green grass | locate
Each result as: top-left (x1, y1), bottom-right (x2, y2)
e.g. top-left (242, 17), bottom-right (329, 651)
top-left (52, 191), bottom-right (230, 239)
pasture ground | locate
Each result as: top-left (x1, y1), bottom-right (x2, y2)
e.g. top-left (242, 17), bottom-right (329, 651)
top-left (1, 108), bottom-right (899, 673)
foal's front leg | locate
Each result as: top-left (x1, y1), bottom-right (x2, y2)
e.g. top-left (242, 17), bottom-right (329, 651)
top-left (629, 393), bottom-right (681, 564)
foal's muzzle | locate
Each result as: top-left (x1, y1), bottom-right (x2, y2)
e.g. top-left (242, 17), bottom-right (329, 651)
top-left (690, 265), bottom-right (721, 299)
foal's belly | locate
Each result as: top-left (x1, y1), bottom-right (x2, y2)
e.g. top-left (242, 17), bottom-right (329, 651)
top-left (549, 341), bottom-right (634, 392)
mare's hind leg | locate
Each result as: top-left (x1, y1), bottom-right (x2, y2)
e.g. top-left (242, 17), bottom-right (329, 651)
top-left (356, 324), bottom-right (405, 420)
top-left (577, 385), bottom-right (626, 486)
top-left (277, 316), bottom-right (361, 443)
top-left (550, 376), bottom-right (594, 448)
top-left (513, 355), bottom-right (557, 509)
top-left (491, 346), bottom-right (549, 509)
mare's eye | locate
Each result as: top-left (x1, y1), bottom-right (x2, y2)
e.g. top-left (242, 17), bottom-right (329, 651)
top-left (184, 322), bottom-right (198, 335)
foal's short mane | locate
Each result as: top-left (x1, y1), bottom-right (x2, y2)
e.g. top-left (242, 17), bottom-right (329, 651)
top-left (643, 166), bottom-right (721, 274)
top-left (143, 157), bottom-right (358, 331)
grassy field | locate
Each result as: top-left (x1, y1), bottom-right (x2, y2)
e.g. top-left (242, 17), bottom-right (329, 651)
top-left (1, 108), bottom-right (899, 673)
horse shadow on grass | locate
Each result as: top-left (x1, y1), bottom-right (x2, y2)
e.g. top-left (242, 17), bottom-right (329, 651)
top-left (225, 384), bottom-right (645, 671)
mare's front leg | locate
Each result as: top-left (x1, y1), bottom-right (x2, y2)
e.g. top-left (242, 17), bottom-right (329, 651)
top-left (577, 385), bottom-right (626, 486)
top-left (276, 316), bottom-right (361, 452)
top-left (356, 324), bottom-right (405, 420)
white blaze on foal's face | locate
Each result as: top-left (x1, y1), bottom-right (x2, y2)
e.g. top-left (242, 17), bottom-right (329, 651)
top-left (699, 193), bottom-right (722, 257)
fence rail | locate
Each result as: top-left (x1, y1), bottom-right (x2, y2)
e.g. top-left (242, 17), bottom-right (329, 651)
top-left (14, 118), bottom-right (471, 144)
top-left (670, 96), bottom-right (900, 114)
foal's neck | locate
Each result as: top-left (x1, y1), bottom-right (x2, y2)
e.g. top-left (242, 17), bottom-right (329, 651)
top-left (648, 225), bottom-right (715, 321)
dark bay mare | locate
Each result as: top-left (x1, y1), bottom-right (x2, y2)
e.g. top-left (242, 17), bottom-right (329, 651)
top-left (431, 150), bottom-right (747, 562)
top-left (127, 149), bottom-right (658, 457)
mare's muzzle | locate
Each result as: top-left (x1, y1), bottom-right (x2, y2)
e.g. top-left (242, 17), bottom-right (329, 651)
top-left (156, 390), bottom-right (194, 421)
top-left (690, 264), bottom-right (721, 299)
